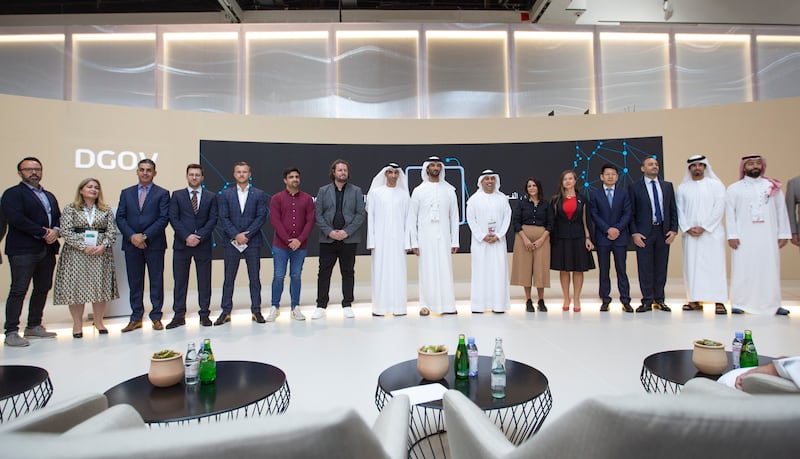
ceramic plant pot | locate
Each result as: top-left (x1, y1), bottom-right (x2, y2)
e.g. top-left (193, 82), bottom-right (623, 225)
top-left (148, 353), bottom-right (184, 387)
top-left (417, 348), bottom-right (449, 381)
top-left (692, 339), bottom-right (728, 375)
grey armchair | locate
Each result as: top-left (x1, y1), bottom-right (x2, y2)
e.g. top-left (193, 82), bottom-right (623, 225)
top-left (443, 389), bottom-right (800, 459)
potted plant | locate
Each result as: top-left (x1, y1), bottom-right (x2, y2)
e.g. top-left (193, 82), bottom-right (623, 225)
top-left (417, 344), bottom-right (449, 381)
top-left (692, 339), bottom-right (728, 375)
top-left (148, 349), bottom-right (184, 387)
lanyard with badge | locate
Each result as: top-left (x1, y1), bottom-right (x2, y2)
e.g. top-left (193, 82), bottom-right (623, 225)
top-left (83, 205), bottom-right (99, 247)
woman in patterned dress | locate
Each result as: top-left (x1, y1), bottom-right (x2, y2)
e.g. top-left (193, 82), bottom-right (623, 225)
top-left (53, 178), bottom-right (118, 337)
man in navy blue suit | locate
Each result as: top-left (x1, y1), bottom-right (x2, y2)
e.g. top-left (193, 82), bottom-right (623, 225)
top-left (216, 161), bottom-right (268, 325)
top-left (2, 157), bottom-right (60, 347)
top-left (629, 157), bottom-right (678, 313)
top-left (166, 164), bottom-right (218, 329)
top-left (116, 159), bottom-right (170, 332)
top-left (589, 164), bottom-right (633, 313)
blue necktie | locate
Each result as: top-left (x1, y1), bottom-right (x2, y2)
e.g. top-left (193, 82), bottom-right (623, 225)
top-left (651, 180), bottom-right (663, 224)
top-left (606, 188), bottom-right (613, 208)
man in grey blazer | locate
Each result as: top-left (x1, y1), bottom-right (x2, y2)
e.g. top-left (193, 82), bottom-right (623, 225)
top-left (787, 175), bottom-right (800, 248)
top-left (312, 159), bottom-right (366, 320)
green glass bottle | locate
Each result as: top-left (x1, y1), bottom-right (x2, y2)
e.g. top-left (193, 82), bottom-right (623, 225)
top-left (455, 334), bottom-right (469, 380)
top-left (739, 329), bottom-right (759, 368)
top-left (198, 338), bottom-right (216, 384)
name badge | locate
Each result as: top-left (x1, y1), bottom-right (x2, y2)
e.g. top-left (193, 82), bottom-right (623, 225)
top-left (84, 230), bottom-right (99, 247)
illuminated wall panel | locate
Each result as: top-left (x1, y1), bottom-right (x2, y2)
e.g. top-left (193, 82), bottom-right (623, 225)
top-left (515, 31), bottom-right (594, 117)
top-left (426, 30), bottom-right (508, 118)
top-left (675, 34), bottom-right (751, 108)
top-left (246, 31), bottom-right (331, 117)
top-left (0, 34), bottom-right (64, 100)
top-left (73, 33), bottom-right (156, 108)
top-left (600, 33), bottom-right (670, 113)
top-left (336, 30), bottom-right (419, 119)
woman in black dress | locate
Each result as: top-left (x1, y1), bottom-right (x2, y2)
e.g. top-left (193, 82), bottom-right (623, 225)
top-left (550, 170), bottom-right (594, 312)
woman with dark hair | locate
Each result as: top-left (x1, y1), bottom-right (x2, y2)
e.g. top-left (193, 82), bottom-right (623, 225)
top-left (550, 170), bottom-right (594, 312)
top-left (510, 178), bottom-right (552, 312)
top-left (53, 178), bottom-right (119, 337)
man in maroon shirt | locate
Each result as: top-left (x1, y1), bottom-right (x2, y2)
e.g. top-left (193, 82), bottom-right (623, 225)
top-left (268, 167), bottom-right (316, 321)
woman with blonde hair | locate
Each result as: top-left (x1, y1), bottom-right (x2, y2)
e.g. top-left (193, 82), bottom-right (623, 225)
top-left (53, 178), bottom-right (118, 337)
top-left (549, 170), bottom-right (595, 312)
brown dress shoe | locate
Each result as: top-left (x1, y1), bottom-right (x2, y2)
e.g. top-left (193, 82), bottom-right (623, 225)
top-left (152, 320), bottom-right (164, 330)
top-left (214, 313), bottom-right (231, 326)
top-left (121, 321), bottom-right (143, 333)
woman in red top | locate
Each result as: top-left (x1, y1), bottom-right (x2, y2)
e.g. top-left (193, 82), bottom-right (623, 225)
top-left (550, 170), bottom-right (595, 312)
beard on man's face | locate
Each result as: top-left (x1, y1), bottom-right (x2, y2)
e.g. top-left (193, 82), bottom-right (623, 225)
top-left (745, 168), bottom-right (762, 178)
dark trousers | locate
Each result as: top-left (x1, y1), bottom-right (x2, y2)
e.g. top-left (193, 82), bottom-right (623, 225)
top-left (220, 245), bottom-right (261, 314)
top-left (316, 241), bottom-right (356, 309)
top-left (124, 247), bottom-right (165, 322)
top-left (635, 227), bottom-right (670, 306)
top-left (596, 245), bottom-right (631, 304)
top-left (172, 247), bottom-right (212, 319)
top-left (4, 248), bottom-right (56, 334)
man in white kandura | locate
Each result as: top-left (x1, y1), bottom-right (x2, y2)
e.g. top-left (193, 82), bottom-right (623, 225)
top-left (467, 169), bottom-right (511, 313)
top-left (366, 163), bottom-right (410, 316)
top-left (726, 155), bottom-right (792, 316)
top-left (676, 155), bottom-right (729, 315)
top-left (407, 156), bottom-right (459, 316)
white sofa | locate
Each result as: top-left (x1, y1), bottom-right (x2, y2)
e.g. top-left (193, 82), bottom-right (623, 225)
top-left (0, 393), bottom-right (410, 459)
top-left (442, 385), bottom-right (800, 459)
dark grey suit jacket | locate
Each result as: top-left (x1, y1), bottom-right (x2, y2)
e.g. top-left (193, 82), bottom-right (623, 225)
top-left (314, 182), bottom-right (366, 244)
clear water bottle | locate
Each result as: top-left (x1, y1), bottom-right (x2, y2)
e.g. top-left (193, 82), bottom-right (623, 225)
top-left (467, 337), bottom-right (479, 377)
top-left (184, 342), bottom-right (199, 385)
top-left (490, 338), bottom-right (506, 399)
top-left (731, 331), bottom-right (744, 369)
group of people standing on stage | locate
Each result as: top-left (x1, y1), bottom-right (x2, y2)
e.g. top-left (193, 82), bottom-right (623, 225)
top-left (2, 153), bottom-right (797, 347)
top-left (511, 154), bottom-right (795, 318)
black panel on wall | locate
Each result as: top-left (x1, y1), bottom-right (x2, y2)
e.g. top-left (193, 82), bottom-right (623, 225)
top-left (199, 137), bottom-right (662, 259)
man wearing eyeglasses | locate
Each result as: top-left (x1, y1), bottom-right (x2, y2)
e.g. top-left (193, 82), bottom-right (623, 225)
top-left (2, 157), bottom-right (61, 347)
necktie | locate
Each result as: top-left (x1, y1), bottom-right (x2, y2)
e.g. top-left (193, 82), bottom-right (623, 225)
top-left (651, 180), bottom-right (663, 224)
top-left (606, 188), bottom-right (613, 208)
top-left (191, 190), bottom-right (199, 215)
top-left (138, 186), bottom-right (147, 210)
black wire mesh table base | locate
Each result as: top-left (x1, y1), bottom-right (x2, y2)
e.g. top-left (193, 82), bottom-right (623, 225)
top-left (105, 360), bottom-right (290, 426)
top-left (375, 356), bottom-right (553, 459)
top-left (0, 366), bottom-right (54, 424)
top-left (640, 349), bottom-right (774, 394)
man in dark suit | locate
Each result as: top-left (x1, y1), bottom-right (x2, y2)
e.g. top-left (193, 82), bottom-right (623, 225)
top-left (216, 161), bottom-right (268, 325)
top-left (629, 157), bottom-right (678, 313)
top-left (166, 164), bottom-right (219, 329)
top-left (2, 157), bottom-right (60, 347)
top-left (116, 159), bottom-right (170, 332)
top-left (311, 159), bottom-right (366, 320)
top-left (589, 164), bottom-right (633, 313)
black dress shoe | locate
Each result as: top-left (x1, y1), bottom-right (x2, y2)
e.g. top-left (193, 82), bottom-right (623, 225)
top-left (166, 318), bottom-right (186, 329)
top-left (214, 313), bottom-right (231, 326)
top-left (252, 312), bottom-right (266, 323)
top-left (73, 332), bottom-right (83, 339)
top-left (622, 303), bottom-right (634, 313)
top-left (636, 304), bottom-right (652, 313)
top-left (731, 307), bottom-right (745, 314)
top-left (776, 307), bottom-right (791, 316)
top-left (537, 299), bottom-right (547, 312)
top-left (525, 299), bottom-right (534, 312)
top-left (200, 316), bottom-right (213, 327)
top-left (600, 302), bottom-right (610, 312)
top-left (658, 303), bottom-right (672, 312)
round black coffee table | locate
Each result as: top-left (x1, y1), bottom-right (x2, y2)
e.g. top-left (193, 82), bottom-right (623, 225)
top-left (105, 360), bottom-right (290, 425)
top-left (0, 365), bottom-right (54, 424)
top-left (375, 356), bottom-right (552, 459)
top-left (640, 350), bottom-right (775, 394)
